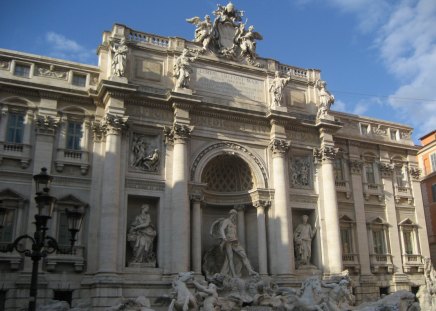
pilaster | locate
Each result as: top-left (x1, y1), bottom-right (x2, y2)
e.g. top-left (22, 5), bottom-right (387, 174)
top-left (254, 200), bottom-right (270, 275)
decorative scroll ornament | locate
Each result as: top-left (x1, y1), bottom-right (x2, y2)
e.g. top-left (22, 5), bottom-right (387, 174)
top-left (313, 145), bottom-right (338, 162)
top-left (379, 162), bottom-right (394, 178)
top-left (269, 139), bottom-right (290, 155)
top-left (91, 121), bottom-right (105, 142)
top-left (35, 115), bottom-right (60, 134)
top-left (349, 160), bottom-right (363, 175)
top-left (408, 166), bottom-right (421, 181)
top-left (253, 200), bottom-right (270, 210)
top-left (187, 2), bottom-right (263, 67)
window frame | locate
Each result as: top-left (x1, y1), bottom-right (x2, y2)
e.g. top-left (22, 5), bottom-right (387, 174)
top-left (12, 61), bottom-right (33, 78)
top-left (5, 111), bottom-right (25, 144)
top-left (65, 120), bottom-right (83, 151)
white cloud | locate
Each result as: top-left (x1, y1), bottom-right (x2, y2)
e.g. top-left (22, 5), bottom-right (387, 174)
top-left (312, 0), bottom-right (436, 140)
top-left (45, 32), bottom-right (96, 64)
top-left (376, 0), bottom-right (436, 138)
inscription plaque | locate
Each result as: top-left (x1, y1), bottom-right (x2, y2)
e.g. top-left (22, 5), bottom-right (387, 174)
top-left (194, 68), bottom-right (265, 103)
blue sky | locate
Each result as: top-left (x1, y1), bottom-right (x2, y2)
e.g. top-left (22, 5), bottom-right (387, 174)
top-left (1, 0), bottom-right (435, 143)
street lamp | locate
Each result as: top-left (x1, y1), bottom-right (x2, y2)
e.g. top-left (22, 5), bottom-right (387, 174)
top-left (0, 168), bottom-right (84, 311)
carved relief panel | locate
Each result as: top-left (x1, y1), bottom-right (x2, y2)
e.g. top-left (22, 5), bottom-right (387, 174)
top-left (130, 133), bottom-right (161, 173)
top-left (289, 155), bottom-right (313, 189)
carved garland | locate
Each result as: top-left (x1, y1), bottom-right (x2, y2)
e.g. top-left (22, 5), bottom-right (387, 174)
top-left (190, 142), bottom-right (269, 188)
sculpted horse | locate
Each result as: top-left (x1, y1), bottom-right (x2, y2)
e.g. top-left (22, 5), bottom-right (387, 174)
top-left (168, 272), bottom-right (198, 311)
top-left (284, 277), bottom-right (328, 311)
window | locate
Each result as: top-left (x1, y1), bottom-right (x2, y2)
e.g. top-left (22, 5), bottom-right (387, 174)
top-left (361, 124), bottom-right (369, 135)
top-left (403, 230), bottom-right (413, 254)
top-left (66, 121), bottom-right (83, 150)
top-left (373, 229), bottom-right (386, 254)
top-left (395, 166), bottom-right (406, 187)
top-left (72, 73), bottom-right (86, 87)
top-left (431, 153), bottom-right (436, 173)
top-left (365, 163), bottom-right (376, 184)
top-left (390, 129), bottom-right (398, 141)
top-left (334, 158), bottom-right (344, 181)
top-left (341, 227), bottom-right (353, 254)
top-left (0, 208), bottom-right (15, 244)
top-left (57, 212), bottom-right (71, 248)
top-left (6, 113), bottom-right (24, 144)
top-left (13, 63), bottom-right (31, 78)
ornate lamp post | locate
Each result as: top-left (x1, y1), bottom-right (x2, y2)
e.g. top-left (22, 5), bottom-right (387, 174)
top-left (0, 168), bottom-right (84, 311)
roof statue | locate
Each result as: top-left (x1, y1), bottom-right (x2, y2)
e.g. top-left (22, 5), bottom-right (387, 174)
top-left (187, 2), bottom-right (263, 67)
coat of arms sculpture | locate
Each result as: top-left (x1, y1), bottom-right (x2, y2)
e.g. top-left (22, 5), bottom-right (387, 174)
top-left (187, 2), bottom-right (263, 67)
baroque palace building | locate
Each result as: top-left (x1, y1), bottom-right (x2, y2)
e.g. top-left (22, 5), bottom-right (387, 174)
top-left (0, 3), bottom-right (430, 310)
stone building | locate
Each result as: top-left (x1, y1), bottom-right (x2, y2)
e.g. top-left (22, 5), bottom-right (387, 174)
top-left (418, 131), bottom-right (436, 264)
top-left (0, 4), bottom-right (430, 310)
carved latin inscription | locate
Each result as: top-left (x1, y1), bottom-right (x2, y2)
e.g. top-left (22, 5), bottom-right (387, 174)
top-left (194, 68), bottom-right (265, 102)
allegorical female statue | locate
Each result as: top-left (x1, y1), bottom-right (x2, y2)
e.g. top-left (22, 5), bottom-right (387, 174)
top-left (110, 38), bottom-right (128, 77)
top-left (127, 204), bottom-right (157, 264)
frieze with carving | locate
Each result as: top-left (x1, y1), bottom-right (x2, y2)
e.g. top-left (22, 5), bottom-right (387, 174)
top-left (187, 2), bottom-right (263, 67)
top-left (35, 65), bottom-right (67, 80)
top-left (289, 156), bottom-right (312, 189)
top-left (130, 134), bottom-right (160, 172)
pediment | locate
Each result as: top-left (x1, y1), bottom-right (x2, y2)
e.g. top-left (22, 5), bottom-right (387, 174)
top-left (0, 188), bottom-right (25, 201)
top-left (57, 195), bottom-right (86, 207)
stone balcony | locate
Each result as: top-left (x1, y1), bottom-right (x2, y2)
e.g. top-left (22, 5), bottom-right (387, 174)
top-left (402, 254), bottom-right (424, 273)
top-left (44, 246), bottom-right (85, 272)
top-left (342, 253), bottom-right (360, 274)
top-left (54, 148), bottom-right (90, 175)
top-left (370, 254), bottom-right (394, 274)
top-left (0, 142), bottom-right (32, 168)
top-left (335, 180), bottom-right (351, 199)
top-left (363, 183), bottom-right (384, 202)
top-left (394, 185), bottom-right (413, 204)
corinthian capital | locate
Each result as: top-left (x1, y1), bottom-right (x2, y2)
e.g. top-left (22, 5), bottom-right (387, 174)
top-left (173, 123), bottom-right (192, 141)
top-left (102, 113), bottom-right (129, 136)
top-left (313, 145), bottom-right (338, 162)
top-left (379, 162), bottom-right (394, 178)
top-left (408, 166), bottom-right (421, 181)
top-left (35, 115), bottom-right (60, 135)
top-left (269, 139), bottom-right (290, 155)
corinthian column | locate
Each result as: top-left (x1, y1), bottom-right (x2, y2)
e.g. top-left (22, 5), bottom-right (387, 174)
top-left (254, 200), bottom-right (270, 275)
top-left (270, 138), bottom-right (294, 275)
top-left (97, 114), bottom-right (128, 273)
top-left (314, 144), bottom-right (342, 274)
top-left (170, 123), bottom-right (192, 273)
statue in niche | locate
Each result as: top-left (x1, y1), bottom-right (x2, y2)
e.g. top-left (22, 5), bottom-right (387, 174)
top-left (269, 71), bottom-right (291, 108)
top-left (110, 37), bottom-right (128, 77)
top-left (316, 80), bottom-right (335, 119)
top-left (131, 136), bottom-right (160, 172)
top-left (294, 215), bottom-right (317, 268)
top-left (127, 204), bottom-right (156, 265)
top-left (290, 157), bottom-right (311, 188)
top-left (203, 209), bottom-right (257, 278)
top-left (173, 48), bottom-right (199, 90)
top-left (186, 15), bottom-right (213, 51)
top-left (235, 24), bottom-right (263, 65)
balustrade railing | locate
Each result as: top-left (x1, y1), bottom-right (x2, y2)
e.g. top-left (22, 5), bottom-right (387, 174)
top-left (128, 30), bottom-right (169, 47)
